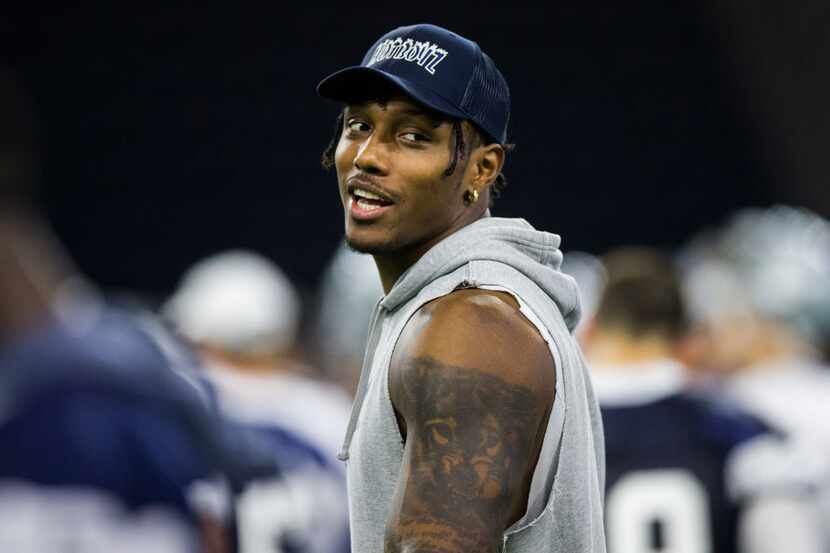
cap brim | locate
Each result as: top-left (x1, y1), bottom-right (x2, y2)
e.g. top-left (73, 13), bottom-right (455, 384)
top-left (317, 66), bottom-right (469, 122)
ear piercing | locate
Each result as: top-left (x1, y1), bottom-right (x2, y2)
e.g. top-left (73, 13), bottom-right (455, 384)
top-left (463, 188), bottom-right (479, 206)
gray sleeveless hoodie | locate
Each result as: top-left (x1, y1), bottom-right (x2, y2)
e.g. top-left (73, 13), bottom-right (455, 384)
top-left (339, 216), bottom-right (606, 552)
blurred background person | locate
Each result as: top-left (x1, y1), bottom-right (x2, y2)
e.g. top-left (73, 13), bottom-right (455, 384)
top-left (575, 247), bottom-right (824, 553)
top-left (680, 205), bottom-right (830, 539)
top-left (313, 242), bottom-right (383, 396)
top-left (681, 205), bottom-right (830, 438)
top-left (0, 64), bottom-right (263, 553)
top-left (165, 250), bottom-right (351, 553)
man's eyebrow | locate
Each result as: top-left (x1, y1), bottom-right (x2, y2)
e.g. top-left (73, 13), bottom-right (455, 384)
top-left (342, 104), bottom-right (449, 129)
top-left (399, 108), bottom-right (447, 129)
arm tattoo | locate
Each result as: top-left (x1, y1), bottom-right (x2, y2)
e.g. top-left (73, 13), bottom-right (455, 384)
top-left (386, 356), bottom-right (550, 553)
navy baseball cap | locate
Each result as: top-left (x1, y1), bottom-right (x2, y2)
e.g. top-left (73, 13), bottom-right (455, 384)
top-left (317, 23), bottom-right (510, 145)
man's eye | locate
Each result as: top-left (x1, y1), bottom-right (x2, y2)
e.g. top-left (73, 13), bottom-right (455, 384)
top-left (346, 120), bottom-right (370, 133)
top-left (400, 132), bottom-right (428, 143)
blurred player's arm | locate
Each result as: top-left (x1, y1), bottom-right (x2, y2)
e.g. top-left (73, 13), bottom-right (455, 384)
top-left (385, 289), bottom-right (555, 553)
top-left (740, 496), bottom-right (824, 553)
top-left (729, 436), bottom-right (827, 553)
top-left (726, 434), bottom-right (830, 553)
top-left (188, 479), bottom-right (233, 553)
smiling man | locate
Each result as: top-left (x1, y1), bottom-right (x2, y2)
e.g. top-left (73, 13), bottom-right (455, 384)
top-left (317, 24), bottom-right (606, 553)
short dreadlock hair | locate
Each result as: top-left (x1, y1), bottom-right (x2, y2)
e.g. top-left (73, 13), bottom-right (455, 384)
top-left (321, 110), bottom-right (514, 206)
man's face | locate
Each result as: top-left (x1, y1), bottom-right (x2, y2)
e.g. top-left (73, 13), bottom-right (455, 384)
top-left (334, 95), bottom-right (470, 257)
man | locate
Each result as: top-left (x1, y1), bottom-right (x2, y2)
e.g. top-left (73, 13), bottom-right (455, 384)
top-left (0, 65), bottom-right (275, 553)
top-left (581, 247), bottom-right (824, 553)
top-left (165, 250), bottom-right (351, 553)
top-left (316, 24), bottom-right (605, 552)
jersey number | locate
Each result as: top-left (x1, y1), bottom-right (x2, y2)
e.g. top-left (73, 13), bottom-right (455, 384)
top-left (606, 469), bottom-right (713, 553)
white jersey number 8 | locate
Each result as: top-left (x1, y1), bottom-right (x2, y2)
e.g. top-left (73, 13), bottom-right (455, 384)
top-left (606, 469), bottom-right (713, 553)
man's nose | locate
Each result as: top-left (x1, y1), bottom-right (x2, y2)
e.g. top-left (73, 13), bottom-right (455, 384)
top-left (353, 134), bottom-right (389, 176)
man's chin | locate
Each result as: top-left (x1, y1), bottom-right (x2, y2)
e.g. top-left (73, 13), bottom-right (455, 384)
top-left (344, 232), bottom-right (400, 256)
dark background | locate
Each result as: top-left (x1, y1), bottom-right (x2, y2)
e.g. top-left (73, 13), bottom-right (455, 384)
top-left (5, 3), bottom-right (828, 298)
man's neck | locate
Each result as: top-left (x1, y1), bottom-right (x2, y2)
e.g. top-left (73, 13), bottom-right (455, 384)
top-left (373, 252), bottom-right (418, 295)
top-left (373, 209), bottom-right (489, 294)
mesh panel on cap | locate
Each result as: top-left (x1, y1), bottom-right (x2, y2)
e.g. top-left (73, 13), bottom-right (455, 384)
top-left (460, 51), bottom-right (510, 144)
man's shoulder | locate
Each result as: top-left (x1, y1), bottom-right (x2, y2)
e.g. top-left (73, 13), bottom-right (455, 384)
top-left (392, 288), bottom-right (554, 390)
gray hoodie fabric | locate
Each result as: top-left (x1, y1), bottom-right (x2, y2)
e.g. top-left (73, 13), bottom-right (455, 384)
top-left (339, 216), bottom-right (606, 552)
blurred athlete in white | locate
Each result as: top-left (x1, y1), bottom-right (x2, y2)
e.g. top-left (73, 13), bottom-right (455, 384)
top-left (165, 250), bottom-right (351, 553)
top-left (680, 205), bottom-right (830, 542)
top-left (575, 246), bottom-right (824, 553)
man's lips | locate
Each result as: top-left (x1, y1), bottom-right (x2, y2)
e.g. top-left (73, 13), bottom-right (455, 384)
top-left (349, 196), bottom-right (394, 221)
top-left (346, 176), bottom-right (396, 205)
top-left (345, 175), bottom-right (397, 222)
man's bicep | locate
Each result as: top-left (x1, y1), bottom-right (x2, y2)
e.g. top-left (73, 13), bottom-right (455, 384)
top-left (385, 355), bottom-right (549, 553)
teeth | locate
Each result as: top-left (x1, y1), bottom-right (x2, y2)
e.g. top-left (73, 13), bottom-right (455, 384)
top-left (353, 188), bottom-right (384, 201)
top-left (356, 198), bottom-right (382, 210)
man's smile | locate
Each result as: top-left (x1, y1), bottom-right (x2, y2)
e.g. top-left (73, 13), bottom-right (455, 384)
top-left (346, 175), bottom-right (396, 221)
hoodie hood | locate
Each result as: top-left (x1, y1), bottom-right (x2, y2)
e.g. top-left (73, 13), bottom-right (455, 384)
top-left (381, 216), bottom-right (582, 331)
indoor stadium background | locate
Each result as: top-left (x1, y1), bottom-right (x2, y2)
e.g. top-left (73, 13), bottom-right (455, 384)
top-left (7, 2), bottom-right (828, 297)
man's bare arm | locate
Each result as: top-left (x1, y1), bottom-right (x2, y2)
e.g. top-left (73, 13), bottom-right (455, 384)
top-left (386, 289), bottom-right (555, 553)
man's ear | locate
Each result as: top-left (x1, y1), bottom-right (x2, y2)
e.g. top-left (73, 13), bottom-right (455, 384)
top-left (470, 142), bottom-right (505, 189)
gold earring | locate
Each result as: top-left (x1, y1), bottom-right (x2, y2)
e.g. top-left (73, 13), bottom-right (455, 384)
top-left (463, 188), bottom-right (479, 206)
